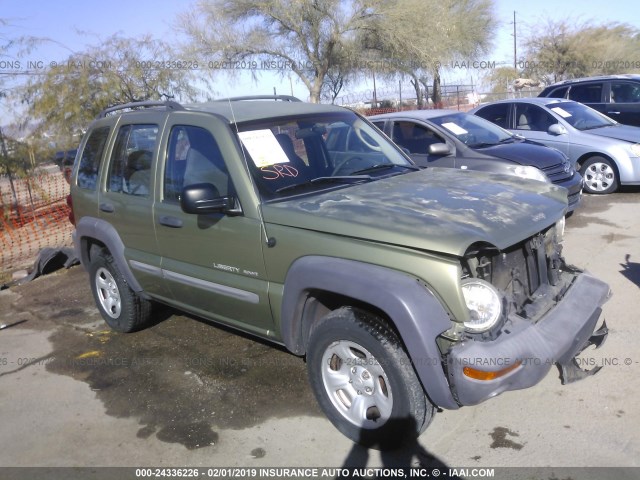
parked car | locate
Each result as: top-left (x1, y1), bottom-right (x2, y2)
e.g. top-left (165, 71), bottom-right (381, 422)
top-left (54, 149), bottom-right (78, 183)
top-left (471, 98), bottom-right (640, 194)
top-left (69, 97), bottom-right (609, 448)
top-left (366, 110), bottom-right (582, 212)
top-left (538, 74), bottom-right (640, 127)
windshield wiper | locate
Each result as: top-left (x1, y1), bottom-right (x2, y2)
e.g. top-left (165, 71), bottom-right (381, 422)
top-left (275, 175), bottom-right (372, 194)
top-left (351, 164), bottom-right (420, 175)
top-left (469, 142), bottom-right (499, 148)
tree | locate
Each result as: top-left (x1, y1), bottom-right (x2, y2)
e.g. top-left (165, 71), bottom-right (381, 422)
top-left (180, 0), bottom-right (385, 103)
top-left (361, 0), bottom-right (496, 108)
top-left (1, 18), bottom-right (42, 101)
top-left (483, 66), bottom-right (519, 94)
top-left (521, 19), bottom-right (640, 84)
top-left (19, 34), bottom-right (199, 147)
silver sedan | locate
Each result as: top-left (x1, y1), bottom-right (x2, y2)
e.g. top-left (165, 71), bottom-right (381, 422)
top-left (471, 98), bottom-right (640, 194)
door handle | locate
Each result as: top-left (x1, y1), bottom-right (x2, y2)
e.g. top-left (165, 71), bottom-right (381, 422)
top-left (158, 215), bottom-right (183, 228)
top-left (99, 202), bottom-right (114, 213)
top-left (609, 111), bottom-right (621, 115)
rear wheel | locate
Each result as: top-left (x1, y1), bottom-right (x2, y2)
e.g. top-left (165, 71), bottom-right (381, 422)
top-left (89, 249), bottom-right (153, 332)
top-left (581, 156), bottom-right (618, 194)
top-left (306, 307), bottom-right (434, 449)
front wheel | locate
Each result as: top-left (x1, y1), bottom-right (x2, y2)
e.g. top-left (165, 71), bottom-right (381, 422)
top-left (581, 156), bottom-right (618, 194)
top-left (306, 307), bottom-right (434, 448)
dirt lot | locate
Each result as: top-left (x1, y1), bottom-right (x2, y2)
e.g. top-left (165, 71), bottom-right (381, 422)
top-left (1, 190), bottom-right (639, 478)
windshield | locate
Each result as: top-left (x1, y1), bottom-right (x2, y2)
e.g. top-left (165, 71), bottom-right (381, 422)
top-left (548, 101), bottom-right (617, 131)
top-left (237, 111), bottom-right (414, 200)
top-left (428, 112), bottom-right (513, 148)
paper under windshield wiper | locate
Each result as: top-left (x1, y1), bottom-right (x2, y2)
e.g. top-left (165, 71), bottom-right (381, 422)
top-left (275, 175), bottom-right (372, 194)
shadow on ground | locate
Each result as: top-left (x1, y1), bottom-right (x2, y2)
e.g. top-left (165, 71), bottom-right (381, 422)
top-left (620, 254), bottom-right (640, 288)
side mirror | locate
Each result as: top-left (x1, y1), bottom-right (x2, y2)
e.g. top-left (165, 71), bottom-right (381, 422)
top-left (181, 183), bottom-right (236, 215)
top-left (428, 143), bottom-right (452, 156)
top-left (548, 124), bottom-right (567, 136)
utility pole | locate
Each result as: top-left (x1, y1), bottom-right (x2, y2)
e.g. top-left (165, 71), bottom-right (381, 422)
top-left (513, 11), bottom-right (517, 71)
top-left (372, 71), bottom-right (378, 107)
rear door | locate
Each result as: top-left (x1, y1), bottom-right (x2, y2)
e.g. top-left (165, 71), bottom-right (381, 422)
top-left (153, 112), bottom-right (272, 335)
top-left (606, 80), bottom-right (640, 126)
top-left (98, 114), bottom-right (170, 299)
top-left (568, 82), bottom-right (605, 114)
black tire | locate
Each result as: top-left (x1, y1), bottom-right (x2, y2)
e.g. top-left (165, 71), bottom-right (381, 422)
top-left (580, 156), bottom-right (618, 194)
top-left (306, 307), bottom-right (435, 449)
top-left (89, 249), bottom-right (153, 333)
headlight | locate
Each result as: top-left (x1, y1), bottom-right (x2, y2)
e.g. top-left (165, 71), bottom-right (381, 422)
top-left (461, 279), bottom-right (502, 332)
top-left (512, 165), bottom-right (549, 183)
top-left (630, 143), bottom-right (640, 157)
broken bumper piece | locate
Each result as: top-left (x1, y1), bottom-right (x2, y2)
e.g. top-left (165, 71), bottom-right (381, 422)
top-left (447, 272), bottom-right (611, 406)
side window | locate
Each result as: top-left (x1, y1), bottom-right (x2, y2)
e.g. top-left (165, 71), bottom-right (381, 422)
top-left (391, 121), bottom-right (444, 154)
top-left (569, 83), bottom-right (603, 103)
top-left (474, 103), bottom-right (509, 128)
top-left (164, 125), bottom-right (230, 202)
top-left (611, 82), bottom-right (640, 103)
top-left (515, 104), bottom-right (555, 132)
top-left (77, 126), bottom-right (110, 190)
top-left (107, 124), bottom-right (158, 197)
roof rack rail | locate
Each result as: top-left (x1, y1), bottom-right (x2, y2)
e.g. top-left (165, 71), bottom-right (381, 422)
top-left (215, 95), bottom-right (302, 103)
top-left (98, 100), bottom-right (185, 118)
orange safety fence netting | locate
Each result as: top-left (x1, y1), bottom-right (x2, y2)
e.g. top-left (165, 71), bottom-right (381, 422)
top-left (0, 170), bottom-right (74, 275)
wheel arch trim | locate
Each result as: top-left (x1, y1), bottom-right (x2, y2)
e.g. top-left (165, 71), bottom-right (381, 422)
top-left (73, 216), bottom-right (144, 293)
top-left (281, 256), bottom-right (459, 409)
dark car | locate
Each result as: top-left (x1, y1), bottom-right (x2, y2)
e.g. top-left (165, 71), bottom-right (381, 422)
top-left (538, 74), bottom-right (640, 127)
top-left (367, 110), bottom-right (582, 212)
top-left (54, 149), bottom-right (78, 183)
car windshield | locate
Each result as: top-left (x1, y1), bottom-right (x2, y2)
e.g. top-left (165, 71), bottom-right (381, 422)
top-left (547, 101), bottom-right (616, 131)
top-left (237, 111), bottom-right (414, 200)
top-left (428, 112), bottom-right (513, 147)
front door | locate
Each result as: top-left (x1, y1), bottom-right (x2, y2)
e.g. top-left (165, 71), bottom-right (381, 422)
top-left (389, 120), bottom-right (456, 168)
top-left (153, 113), bottom-right (272, 335)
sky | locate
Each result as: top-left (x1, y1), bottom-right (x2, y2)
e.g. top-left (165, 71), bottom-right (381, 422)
top-left (2, 0), bottom-right (640, 109)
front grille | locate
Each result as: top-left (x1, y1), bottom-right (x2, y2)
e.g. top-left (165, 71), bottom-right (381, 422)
top-left (463, 227), bottom-right (567, 320)
top-left (542, 161), bottom-right (573, 184)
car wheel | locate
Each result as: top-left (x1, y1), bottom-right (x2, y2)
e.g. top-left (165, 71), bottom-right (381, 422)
top-left (89, 249), bottom-right (153, 333)
top-left (306, 306), bottom-right (434, 449)
top-left (581, 156), bottom-right (618, 194)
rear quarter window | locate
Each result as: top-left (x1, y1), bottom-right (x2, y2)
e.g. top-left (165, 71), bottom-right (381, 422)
top-left (546, 86), bottom-right (569, 98)
top-left (569, 83), bottom-right (603, 103)
top-left (77, 126), bottom-right (110, 190)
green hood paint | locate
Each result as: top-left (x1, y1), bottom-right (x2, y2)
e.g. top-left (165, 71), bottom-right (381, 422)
top-left (262, 168), bottom-right (568, 257)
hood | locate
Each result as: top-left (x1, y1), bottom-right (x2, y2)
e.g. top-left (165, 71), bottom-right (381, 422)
top-left (476, 139), bottom-right (566, 168)
top-left (262, 168), bottom-right (568, 257)
top-left (587, 124), bottom-right (640, 143)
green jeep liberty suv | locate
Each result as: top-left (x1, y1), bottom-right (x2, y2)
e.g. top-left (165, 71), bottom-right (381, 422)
top-left (69, 97), bottom-right (610, 447)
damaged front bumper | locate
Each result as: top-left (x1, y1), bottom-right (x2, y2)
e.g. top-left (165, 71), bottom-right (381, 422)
top-left (447, 272), bottom-right (611, 406)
